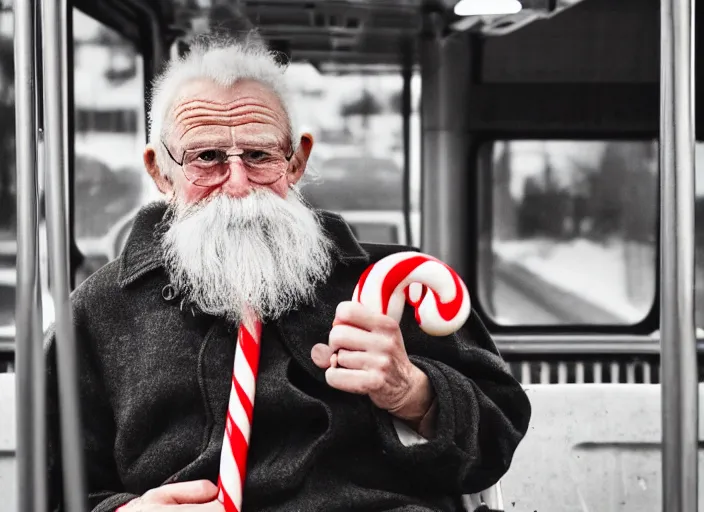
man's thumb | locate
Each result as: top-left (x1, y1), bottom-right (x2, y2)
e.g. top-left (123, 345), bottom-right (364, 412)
top-left (311, 343), bottom-right (334, 369)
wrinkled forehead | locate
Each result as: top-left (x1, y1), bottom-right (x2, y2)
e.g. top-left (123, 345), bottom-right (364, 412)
top-left (168, 77), bottom-right (291, 146)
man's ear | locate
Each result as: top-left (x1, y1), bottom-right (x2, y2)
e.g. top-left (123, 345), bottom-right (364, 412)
top-left (144, 145), bottom-right (173, 195)
top-left (287, 133), bottom-right (313, 186)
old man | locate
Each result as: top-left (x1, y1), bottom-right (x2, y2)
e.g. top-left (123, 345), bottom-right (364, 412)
top-left (47, 34), bottom-right (531, 512)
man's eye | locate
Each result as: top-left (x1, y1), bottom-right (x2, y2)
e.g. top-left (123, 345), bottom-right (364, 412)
top-left (245, 150), bottom-right (270, 161)
top-left (197, 150), bottom-right (226, 162)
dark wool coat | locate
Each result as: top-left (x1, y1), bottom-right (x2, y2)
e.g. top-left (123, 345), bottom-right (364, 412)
top-left (46, 202), bottom-right (531, 512)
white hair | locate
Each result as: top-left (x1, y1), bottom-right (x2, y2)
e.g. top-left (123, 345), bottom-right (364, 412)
top-left (148, 34), bottom-right (293, 176)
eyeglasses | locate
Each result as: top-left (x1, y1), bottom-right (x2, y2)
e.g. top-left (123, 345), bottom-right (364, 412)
top-left (162, 142), bottom-right (294, 187)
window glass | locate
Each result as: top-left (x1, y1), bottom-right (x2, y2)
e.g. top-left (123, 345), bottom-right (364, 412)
top-left (694, 143), bottom-right (704, 330)
top-left (286, 64), bottom-right (422, 245)
top-left (480, 140), bottom-right (658, 325)
top-left (0, 6), bottom-right (15, 351)
top-left (73, 9), bottom-right (153, 285)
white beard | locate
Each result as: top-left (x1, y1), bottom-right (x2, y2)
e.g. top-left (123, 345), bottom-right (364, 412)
top-left (161, 188), bottom-right (335, 323)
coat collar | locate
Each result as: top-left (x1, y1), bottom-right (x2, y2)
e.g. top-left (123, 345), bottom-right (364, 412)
top-left (117, 200), bottom-right (370, 289)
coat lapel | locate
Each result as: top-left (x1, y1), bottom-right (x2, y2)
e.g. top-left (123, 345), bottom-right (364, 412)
top-left (274, 209), bottom-right (370, 382)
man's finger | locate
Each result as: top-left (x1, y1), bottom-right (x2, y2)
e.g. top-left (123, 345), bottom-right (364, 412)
top-left (311, 343), bottom-right (334, 369)
top-left (325, 367), bottom-right (383, 395)
top-left (336, 349), bottom-right (386, 371)
top-left (328, 324), bottom-right (384, 353)
top-left (143, 480), bottom-right (219, 504)
top-left (334, 301), bottom-right (394, 332)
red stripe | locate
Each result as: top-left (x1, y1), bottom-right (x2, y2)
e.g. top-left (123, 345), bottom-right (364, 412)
top-left (380, 256), bottom-right (429, 315)
top-left (379, 256), bottom-right (464, 324)
top-left (218, 475), bottom-right (239, 512)
top-left (228, 415), bottom-right (250, 490)
top-left (238, 324), bottom-right (261, 379)
top-left (432, 263), bottom-right (464, 322)
top-left (232, 375), bottom-right (254, 423)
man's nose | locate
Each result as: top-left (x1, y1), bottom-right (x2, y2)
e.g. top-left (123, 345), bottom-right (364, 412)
top-left (219, 159), bottom-right (251, 198)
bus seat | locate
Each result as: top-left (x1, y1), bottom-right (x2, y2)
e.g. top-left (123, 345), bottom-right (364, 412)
top-left (0, 373), bottom-right (16, 512)
top-left (501, 384), bottom-right (704, 512)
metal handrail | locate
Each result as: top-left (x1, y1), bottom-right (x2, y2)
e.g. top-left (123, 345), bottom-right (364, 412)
top-left (13, 0), bottom-right (46, 510)
top-left (41, 0), bottom-right (88, 510)
top-left (659, 0), bottom-right (698, 509)
top-left (495, 334), bottom-right (699, 356)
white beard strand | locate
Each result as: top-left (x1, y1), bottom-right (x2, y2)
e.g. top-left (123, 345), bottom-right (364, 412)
top-left (161, 188), bottom-right (335, 324)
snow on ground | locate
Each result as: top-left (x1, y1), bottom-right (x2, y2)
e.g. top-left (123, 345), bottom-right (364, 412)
top-left (494, 238), bottom-right (654, 323)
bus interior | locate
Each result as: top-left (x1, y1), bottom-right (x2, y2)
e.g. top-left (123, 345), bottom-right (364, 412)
top-left (1, 0), bottom-right (703, 510)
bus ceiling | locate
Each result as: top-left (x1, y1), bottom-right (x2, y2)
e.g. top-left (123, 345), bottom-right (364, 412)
top-left (59, 0), bottom-right (704, 140)
top-left (72, 0), bottom-right (591, 71)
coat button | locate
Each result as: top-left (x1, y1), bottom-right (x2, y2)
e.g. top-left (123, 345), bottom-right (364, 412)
top-left (162, 284), bottom-right (178, 301)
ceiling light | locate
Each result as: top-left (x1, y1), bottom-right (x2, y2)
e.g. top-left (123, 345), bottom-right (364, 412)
top-left (454, 0), bottom-right (522, 16)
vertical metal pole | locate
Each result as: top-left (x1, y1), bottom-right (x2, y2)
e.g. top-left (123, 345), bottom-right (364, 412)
top-left (660, 0), bottom-right (697, 509)
top-left (64, 5), bottom-right (78, 289)
top-left (34, 12), bottom-right (48, 505)
top-left (420, 26), bottom-right (473, 279)
top-left (401, 39), bottom-right (413, 247)
top-left (13, 1), bottom-right (46, 511)
top-left (41, 0), bottom-right (88, 510)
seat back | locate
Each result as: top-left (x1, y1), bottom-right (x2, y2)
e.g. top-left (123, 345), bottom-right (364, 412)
top-left (501, 384), bottom-right (704, 511)
top-left (0, 373), bottom-right (16, 511)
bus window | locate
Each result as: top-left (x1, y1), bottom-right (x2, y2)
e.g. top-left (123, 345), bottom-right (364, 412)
top-left (480, 140), bottom-right (658, 326)
top-left (286, 63), bottom-right (422, 245)
top-left (72, 9), bottom-right (151, 286)
top-left (0, 5), bottom-right (15, 357)
top-left (695, 143), bottom-right (704, 331)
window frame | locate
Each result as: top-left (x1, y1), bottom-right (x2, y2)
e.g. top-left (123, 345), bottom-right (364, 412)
top-left (470, 132), bottom-right (661, 336)
top-left (69, 1), bottom-right (154, 289)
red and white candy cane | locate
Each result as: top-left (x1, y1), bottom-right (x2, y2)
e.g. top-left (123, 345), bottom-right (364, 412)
top-left (117, 314), bottom-right (262, 512)
top-left (217, 312), bottom-right (262, 512)
top-left (353, 252), bottom-right (471, 335)
top-left (213, 252), bottom-right (467, 512)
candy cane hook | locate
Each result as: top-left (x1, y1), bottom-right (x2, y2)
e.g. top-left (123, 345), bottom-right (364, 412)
top-left (353, 252), bottom-right (471, 335)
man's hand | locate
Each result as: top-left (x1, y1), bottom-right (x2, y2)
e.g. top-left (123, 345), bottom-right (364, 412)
top-left (117, 480), bottom-right (224, 511)
top-left (311, 301), bottom-right (435, 423)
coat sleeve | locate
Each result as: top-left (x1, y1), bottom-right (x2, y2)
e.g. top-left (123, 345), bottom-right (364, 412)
top-left (371, 308), bottom-right (531, 496)
top-left (46, 320), bottom-right (139, 512)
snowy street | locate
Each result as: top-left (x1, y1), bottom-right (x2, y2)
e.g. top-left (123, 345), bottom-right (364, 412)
top-left (493, 238), bottom-right (656, 325)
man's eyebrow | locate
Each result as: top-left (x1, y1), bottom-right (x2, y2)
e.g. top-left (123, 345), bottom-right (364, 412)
top-left (181, 139), bottom-right (232, 150)
top-left (236, 137), bottom-right (285, 148)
